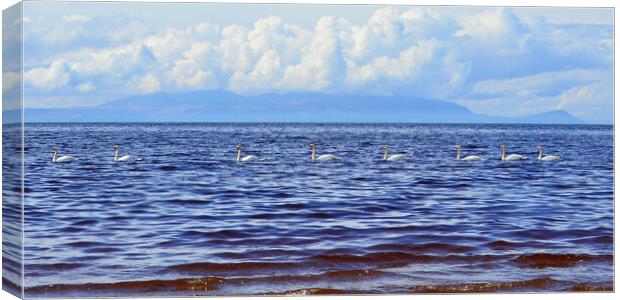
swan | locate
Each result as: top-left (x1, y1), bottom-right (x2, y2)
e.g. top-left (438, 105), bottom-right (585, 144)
top-left (537, 146), bottom-right (560, 161)
top-left (383, 147), bottom-right (406, 161)
top-left (500, 144), bottom-right (527, 161)
top-left (236, 145), bottom-right (258, 162)
top-left (454, 145), bottom-right (482, 161)
top-left (52, 147), bottom-right (77, 163)
top-left (113, 145), bottom-right (139, 162)
top-left (310, 144), bottom-right (342, 161)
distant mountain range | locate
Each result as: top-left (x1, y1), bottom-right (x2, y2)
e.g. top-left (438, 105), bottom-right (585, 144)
top-left (19, 90), bottom-right (584, 124)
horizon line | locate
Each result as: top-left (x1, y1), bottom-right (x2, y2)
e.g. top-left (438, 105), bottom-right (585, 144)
top-left (13, 121), bottom-right (612, 126)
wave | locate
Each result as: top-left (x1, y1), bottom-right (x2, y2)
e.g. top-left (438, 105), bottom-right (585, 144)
top-left (26, 276), bottom-right (224, 296)
top-left (368, 242), bottom-right (476, 253)
top-left (569, 283), bottom-right (614, 292)
top-left (407, 276), bottom-right (612, 293)
top-left (264, 288), bottom-right (354, 295)
top-left (166, 261), bottom-right (301, 274)
top-left (28, 263), bottom-right (86, 271)
top-left (513, 253), bottom-right (613, 269)
top-left (161, 251), bottom-right (612, 277)
top-left (25, 273), bottom-right (613, 297)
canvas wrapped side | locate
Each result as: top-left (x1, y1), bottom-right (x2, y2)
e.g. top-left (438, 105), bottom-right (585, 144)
top-left (3, 1), bottom-right (24, 298)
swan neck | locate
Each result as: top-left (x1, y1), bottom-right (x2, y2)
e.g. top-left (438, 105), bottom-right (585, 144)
top-left (383, 149), bottom-right (388, 160)
top-left (311, 147), bottom-right (316, 161)
top-left (114, 148), bottom-right (119, 161)
top-left (538, 148), bottom-right (542, 160)
top-left (456, 148), bottom-right (461, 160)
top-left (236, 148), bottom-right (241, 162)
top-left (501, 147), bottom-right (505, 161)
top-left (52, 151), bottom-right (57, 162)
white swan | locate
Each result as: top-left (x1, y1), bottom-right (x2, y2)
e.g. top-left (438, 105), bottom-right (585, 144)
top-left (455, 145), bottom-right (482, 161)
top-left (537, 146), bottom-right (560, 161)
top-left (236, 145), bottom-right (258, 162)
top-left (113, 145), bottom-right (139, 162)
top-left (310, 144), bottom-right (342, 161)
top-left (383, 147), bottom-right (406, 161)
top-left (52, 147), bottom-right (77, 163)
top-left (500, 144), bottom-right (527, 161)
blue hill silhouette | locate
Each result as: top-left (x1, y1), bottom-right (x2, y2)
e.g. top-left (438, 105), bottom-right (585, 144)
top-left (21, 90), bottom-right (584, 124)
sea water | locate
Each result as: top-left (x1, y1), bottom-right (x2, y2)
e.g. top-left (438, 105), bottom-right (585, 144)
top-left (11, 123), bottom-right (613, 296)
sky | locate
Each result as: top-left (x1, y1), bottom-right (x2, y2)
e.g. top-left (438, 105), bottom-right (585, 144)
top-left (8, 1), bottom-right (614, 123)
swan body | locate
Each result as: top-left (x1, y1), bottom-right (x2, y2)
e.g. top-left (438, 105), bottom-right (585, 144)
top-left (114, 145), bottom-right (139, 162)
top-left (537, 146), bottom-right (560, 161)
top-left (240, 155), bottom-right (258, 161)
top-left (52, 147), bottom-right (77, 163)
top-left (383, 147), bottom-right (406, 161)
top-left (461, 155), bottom-right (482, 161)
top-left (310, 144), bottom-right (341, 161)
top-left (455, 145), bottom-right (482, 161)
top-left (504, 154), bottom-right (527, 161)
top-left (236, 145), bottom-right (258, 162)
top-left (500, 144), bottom-right (527, 161)
top-left (316, 154), bottom-right (342, 161)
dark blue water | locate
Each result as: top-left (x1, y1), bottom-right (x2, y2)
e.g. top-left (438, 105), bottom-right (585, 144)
top-left (19, 123), bottom-right (613, 296)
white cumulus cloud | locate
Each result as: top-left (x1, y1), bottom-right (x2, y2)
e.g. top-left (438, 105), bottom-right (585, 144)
top-left (24, 60), bottom-right (71, 90)
top-left (20, 6), bottom-right (612, 122)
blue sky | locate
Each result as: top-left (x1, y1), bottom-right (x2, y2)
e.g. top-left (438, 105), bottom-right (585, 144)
top-left (12, 1), bottom-right (614, 123)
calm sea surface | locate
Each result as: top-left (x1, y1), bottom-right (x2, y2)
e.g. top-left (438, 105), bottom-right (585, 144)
top-left (17, 123), bottom-right (613, 296)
